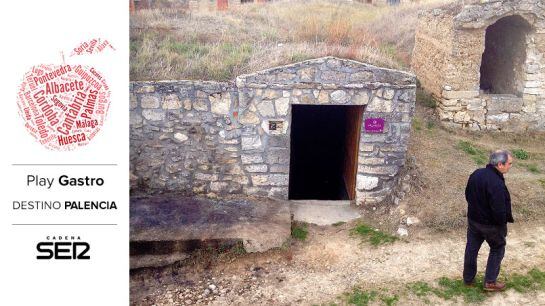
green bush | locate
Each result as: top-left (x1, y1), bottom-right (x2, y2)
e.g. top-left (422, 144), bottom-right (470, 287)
top-left (351, 223), bottom-right (397, 246)
top-left (412, 118), bottom-right (422, 131)
top-left (512, 149), bottom-right (529, 160)
top-left (291, 223), bottom-right (308, 241)
top-left (346, 289), bottom-right (377, 306)
top-left (522, 163), bottom-right (540, 174)
top-left (457, 141), bottom-right (488, 165)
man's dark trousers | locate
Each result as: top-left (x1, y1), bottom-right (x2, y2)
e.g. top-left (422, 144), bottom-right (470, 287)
top-left (463, 219), bottom-right (507, 284)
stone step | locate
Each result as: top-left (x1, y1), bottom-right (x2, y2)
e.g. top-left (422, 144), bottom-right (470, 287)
top-left (291, 200), bottom-right (361, 226)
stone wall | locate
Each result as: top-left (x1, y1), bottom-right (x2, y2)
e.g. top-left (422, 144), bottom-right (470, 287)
top-left (131, 57), bottom-right (416, 205)
top-left (130, 80), bottom-right (240, 192)
top-left (412, 5), bottom-right (457, 97)
top-left (412, 0), bottom-right (545, 131)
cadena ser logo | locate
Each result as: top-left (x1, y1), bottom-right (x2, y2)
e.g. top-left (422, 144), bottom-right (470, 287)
top-left (36, 235), bottom-right (90, 260)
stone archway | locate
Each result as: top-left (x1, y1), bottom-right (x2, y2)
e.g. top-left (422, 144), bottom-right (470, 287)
top-left (480, 15), bottom-right (532, 96)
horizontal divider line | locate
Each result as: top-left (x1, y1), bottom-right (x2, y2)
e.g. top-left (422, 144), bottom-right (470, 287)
top-left (12, 224), bottom-right (118, 226)
top-left (12, 164), bottom-right (118, 166)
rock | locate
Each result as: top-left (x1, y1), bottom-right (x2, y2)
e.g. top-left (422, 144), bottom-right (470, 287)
top-left (487, 113), bottom-right (509, 123)
top-left (210, 182), bottom-right (228, 193)
top-left (321, 71), bottom-right (347, 83)
top-left (130, 113), bottom-right (143, 126)
top-left (241, 135), bottom-right (262, 150)
top-left (453, 111), bottom-right (471, 123)
top-left (183, 99), bottom-right (192, 110)
top-left (208, 284), bottom-right (216, 291)
top-left (350, 71), bottom-right (373, 82)
top-left (245, 164), bottom-right (268, 173)
top-left (142, 109), bottom-right (165, 121)
top-left (263, 89), bottom-right (281, 99)
top-left (239, 111), bottom-right (260, 125)
top-left (367, 97), bottom-right (393, 112)
top-left (193, 99), bottom-right (209, 111)
top-left (406, 216), bottom-right (420, 226)
top-left (277, 72), bottom-right (295, 82)
top-left (162, 94), bottom-right (182, 109)
top-left (298, 67), bottom-right (316, 82)
top-left (318, 90), bottom-right (329, 103)
top-left (257, 101), bottom-right (276, 117)
top-left (210, 93), bottom-right (231, 115)
top-left (136, 85), bottom-right (155, 93)
top-left (251, 174), bottom-right (289, 186)
top-left (356, 175), bottom-right (379, 191)
top-left (330, 90), bottom-right (349, 103)
top-left (353, 91), bottom-right (370, 105)
top-left (141, 95), bottom-right (160, 108)
top-left (241, 154), bottom-right (263, 164)
top-left (174, 133), bottom-right (188, 142)
top-left (275, 98), bottom-right (290, 116)
top-left (397, 227), bottom-right (408, 236)
top-left (382, 89), bottom-right (395, 100)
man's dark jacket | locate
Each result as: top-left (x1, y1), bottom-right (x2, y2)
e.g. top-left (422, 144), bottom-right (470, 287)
top-left (465, 164), bottom-right (514, 225)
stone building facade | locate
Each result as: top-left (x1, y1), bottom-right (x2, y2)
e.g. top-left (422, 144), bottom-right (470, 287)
top-left (412, 0), bottom-right (545, 131)
top-left (130, 57), bottom-right (416, 205)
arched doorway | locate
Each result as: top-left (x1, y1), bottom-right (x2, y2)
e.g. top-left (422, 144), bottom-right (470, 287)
top-left (480, 15), bottom-right (532, 96)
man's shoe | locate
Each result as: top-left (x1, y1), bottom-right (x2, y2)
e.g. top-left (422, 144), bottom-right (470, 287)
top-left (464, 281), bottom-right (476, 287)
top-left (484, 281), bottom-right (506, 292)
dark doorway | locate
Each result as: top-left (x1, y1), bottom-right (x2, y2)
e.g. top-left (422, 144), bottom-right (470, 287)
top-left (480, 15), bottom-right (531, 96)
top-left (289, 105), bottom-right (364, 200)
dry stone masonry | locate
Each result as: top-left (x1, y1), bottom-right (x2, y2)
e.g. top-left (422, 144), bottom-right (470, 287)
top-left (130, 57), bottom-right (416, 205)
top-left (412, 0), bottom-right (545, 131)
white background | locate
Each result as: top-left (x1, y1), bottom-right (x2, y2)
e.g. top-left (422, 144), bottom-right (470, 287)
top-left (0, 1), bottom-right (129, 305)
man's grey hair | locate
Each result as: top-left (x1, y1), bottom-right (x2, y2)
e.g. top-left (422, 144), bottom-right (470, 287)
top-left (489, 150), bottom-right (512, 166)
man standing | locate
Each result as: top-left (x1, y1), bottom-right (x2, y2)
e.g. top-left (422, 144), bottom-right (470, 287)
top-left (463, 150), bottom-right (514, 291)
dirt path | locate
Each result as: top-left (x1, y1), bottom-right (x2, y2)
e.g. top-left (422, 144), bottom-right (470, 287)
top-left (131, 220), bottom-right (545, 305)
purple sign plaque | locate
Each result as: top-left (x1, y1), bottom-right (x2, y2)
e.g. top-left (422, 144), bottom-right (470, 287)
top-left (364, 118), bottom-right (385, 133)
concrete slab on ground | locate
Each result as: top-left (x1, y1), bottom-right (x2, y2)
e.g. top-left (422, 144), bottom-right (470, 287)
top-left (291, 200), bottom-right (361, 226)
top-left (130, 194), bottom-right (291, 268)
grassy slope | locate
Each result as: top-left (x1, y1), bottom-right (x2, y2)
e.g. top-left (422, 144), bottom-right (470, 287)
top-left (405, 101), bottom-right (545, 231)
top-left (130, 0), bottom-right (448, 81)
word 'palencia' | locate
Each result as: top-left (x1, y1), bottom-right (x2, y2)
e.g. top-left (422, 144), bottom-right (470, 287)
top-left (64, 201), bottom-right (117, 209)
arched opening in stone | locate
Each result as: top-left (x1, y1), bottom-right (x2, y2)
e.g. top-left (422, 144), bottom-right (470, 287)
top-left (480, 15), bottom-right (532, 96)
top-left (288, 105), bottom-right (363, 200)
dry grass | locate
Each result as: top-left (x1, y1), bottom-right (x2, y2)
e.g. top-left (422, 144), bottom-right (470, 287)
top-left (130, 0), bottom-right (449, 81)
top-left (403, 102), bottom-right (545, 231)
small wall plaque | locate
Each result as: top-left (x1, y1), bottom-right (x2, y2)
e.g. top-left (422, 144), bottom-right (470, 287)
top-left (364, 118), bottom-right (385, 133)
top-left (269, 120), bottom-right (283, 131)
